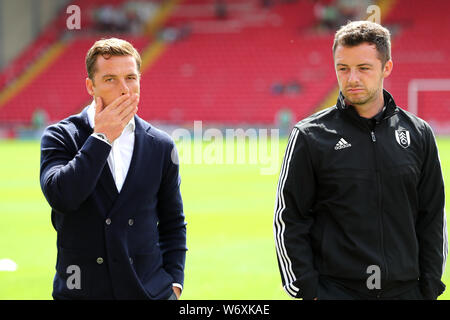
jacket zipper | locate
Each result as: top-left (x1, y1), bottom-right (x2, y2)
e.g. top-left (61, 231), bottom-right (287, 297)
top-left (370, 129), bottom-right (389, 286)
top-left (341, 105), bottom-right (398, 289)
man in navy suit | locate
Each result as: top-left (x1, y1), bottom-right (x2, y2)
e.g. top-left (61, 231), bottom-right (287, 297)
top-left (40, 38), bottom-right (187, 300)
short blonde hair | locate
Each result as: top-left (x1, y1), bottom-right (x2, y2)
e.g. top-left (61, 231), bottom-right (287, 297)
top-left (86, 38), bottom-right (142, 80)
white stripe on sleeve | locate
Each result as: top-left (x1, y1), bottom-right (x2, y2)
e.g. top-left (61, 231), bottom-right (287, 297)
top-left (274, 127), bottom-right (300, 298)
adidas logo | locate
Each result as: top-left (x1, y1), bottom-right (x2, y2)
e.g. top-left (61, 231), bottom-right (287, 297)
top-left (334, 138), bottom-right (352, 150)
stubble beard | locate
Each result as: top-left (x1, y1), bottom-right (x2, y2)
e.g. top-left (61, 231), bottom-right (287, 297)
top-left (344, 83), bottom-right (384, 108)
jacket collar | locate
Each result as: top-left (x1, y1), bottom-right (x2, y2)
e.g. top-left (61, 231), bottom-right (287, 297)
top-left (336, 88), bottom-right (398, 118)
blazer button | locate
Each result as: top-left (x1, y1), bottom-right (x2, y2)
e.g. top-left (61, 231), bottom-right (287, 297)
top-left (96, 257), bottom-right (104, 264)
top-left (128, 219), bottom-right (134, 226)
top-left (105, 218), bottom-right (111, 225)
top-left (129, 257), bottom-right (133, 264)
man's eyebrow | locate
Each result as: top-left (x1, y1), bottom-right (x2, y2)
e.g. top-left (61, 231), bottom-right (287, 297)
top-left (336, 63), bottom-right (373, 67)
top-left (102, 73), bottom-right (138, 78)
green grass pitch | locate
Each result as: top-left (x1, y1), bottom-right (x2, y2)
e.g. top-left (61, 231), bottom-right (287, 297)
top-left (1, 137), bottom-right (450, 300)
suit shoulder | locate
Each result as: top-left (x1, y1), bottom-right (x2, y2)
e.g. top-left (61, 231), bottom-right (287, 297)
top-left (43, 112), bottom-right (86, 138)
top-left (151, 126), bottom-right (175, 145)
top-left (138, 118), bottom-right (175, 146)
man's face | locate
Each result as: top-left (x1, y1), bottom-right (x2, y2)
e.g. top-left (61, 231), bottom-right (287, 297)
top-left (86, 55), bottom-right (140, 109)
top-left (334, 42), bottom-right (392, 107)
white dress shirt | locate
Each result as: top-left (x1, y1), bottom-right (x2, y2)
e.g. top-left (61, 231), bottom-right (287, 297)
top-left (87, 101), bottom-right (135, 193)
top-left (87, 101), bottom-right (182, 294)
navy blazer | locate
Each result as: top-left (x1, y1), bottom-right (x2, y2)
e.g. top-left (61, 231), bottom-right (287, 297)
top-left (40, 106), bottom-right (187, 300)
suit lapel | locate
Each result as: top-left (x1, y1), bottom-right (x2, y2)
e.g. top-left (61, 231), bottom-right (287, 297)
top-left (109, 116), bottom-right (150, 215)
top-left (98, 165), bottom-right (119, 204)
top-left (80, 106), bottom-right (119, 211)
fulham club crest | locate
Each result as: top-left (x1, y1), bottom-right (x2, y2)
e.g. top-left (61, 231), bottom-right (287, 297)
top-left (395, 130), bottom-right (410, 148)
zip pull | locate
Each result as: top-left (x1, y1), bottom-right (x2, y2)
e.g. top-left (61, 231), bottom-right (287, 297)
top-left (371, 131), bottom-right (376, 142)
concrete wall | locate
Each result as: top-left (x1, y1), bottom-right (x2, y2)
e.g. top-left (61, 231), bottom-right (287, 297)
top-left (0, 0), bottom-right (70, 69)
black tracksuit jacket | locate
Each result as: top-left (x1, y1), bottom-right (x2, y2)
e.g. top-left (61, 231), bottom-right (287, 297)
top-left (274, 89), bottom-right (447, 299)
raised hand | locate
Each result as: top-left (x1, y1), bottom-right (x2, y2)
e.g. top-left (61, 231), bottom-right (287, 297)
top-left (93, 93), bottom-right (139, 142)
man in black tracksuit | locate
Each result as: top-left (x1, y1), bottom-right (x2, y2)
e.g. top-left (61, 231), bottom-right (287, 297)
top-left (274, 21), bottom-right (447, 300)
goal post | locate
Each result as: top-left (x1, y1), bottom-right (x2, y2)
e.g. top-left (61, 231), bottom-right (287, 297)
top-left (408, 79), bottom-right (450, 135)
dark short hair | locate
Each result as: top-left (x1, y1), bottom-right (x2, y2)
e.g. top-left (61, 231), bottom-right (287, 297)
top-left (333, 21), bottom-right (391, 66)
top-left (86, 38), bottom-right (142, 80)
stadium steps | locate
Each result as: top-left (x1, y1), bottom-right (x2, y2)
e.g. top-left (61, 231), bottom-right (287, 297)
top-left (140, 0), bottom-right (181, 74)
top-left (0, 42), bottom-right (67, 108)
top-left (144, 0), bottom-right (183, 36)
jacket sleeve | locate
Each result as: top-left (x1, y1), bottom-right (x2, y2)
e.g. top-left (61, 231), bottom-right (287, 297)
top-left (40, 124), bottom-right (111, 213)
top-left (416, 123), bottom-right (447, 299)
top-left (273, 127), bottom-right (318, 299)
top-left (156, 139), bottom-right (187, 288)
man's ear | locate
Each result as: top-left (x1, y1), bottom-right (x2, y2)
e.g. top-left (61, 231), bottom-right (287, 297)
top-left (383, 60), bottom-right (393, 79)
top-left (86, 77), bottom-right (94, 96)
